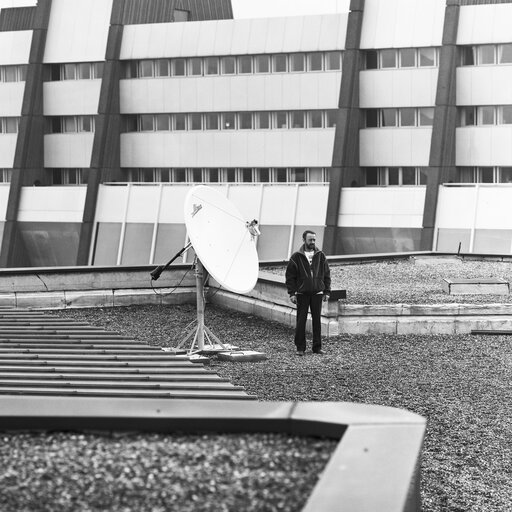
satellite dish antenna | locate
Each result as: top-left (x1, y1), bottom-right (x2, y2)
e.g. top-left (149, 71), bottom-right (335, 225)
top-left (152, 185), bottom-right (261, 356)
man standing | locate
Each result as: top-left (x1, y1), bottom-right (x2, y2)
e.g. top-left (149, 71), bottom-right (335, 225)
top-left (285, 230), bottom-right (331, 356)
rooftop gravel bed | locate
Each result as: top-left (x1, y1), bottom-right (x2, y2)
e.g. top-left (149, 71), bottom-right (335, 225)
top-left (36, 303), bottom-right (512, 512)
top-left (264, 257), bottom-right (512, 304)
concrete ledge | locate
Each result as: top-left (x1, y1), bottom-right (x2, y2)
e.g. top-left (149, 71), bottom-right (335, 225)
top-left (442, 278), bottom-right (510, 295)
top-left (0, 396), bottom-right (425, 512)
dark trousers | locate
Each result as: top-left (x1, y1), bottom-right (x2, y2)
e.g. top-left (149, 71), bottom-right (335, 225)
top-left (294, 293), bottom-right (323, 352)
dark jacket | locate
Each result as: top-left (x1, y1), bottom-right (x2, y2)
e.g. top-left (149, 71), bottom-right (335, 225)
top-left (285, 245), bottom-right (331, 296)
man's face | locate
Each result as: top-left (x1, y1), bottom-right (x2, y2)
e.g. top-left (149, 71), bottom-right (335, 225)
top-left (304, 234), bottom-right (316, 250)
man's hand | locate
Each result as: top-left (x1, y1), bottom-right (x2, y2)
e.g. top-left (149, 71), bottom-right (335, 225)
top-left (290, 295), bottom-right (297, 304)
top-left (323, 294), bottom-right (329, 302)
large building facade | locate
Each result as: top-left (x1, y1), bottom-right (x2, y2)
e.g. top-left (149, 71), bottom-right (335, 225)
top-left (1, 0), bottom-right (512, 267)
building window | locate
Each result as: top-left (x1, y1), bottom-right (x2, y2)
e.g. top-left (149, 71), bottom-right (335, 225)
top-left (51, 168), bottom-right (87, 185)
top-left (205, 113), bottom-right (219, 130)
top-left (380, 49), bottom-right (397, 68)
top-left (418, 47), bottom-right (436, 67)
top-left (222, 113), bottom-right (236, 130)
top-left (155, 114), bottom-right (170, 131)
top-left (46, 116), bottom-right (94, 134)
top-left (0, 117), bottom-right (20, 134)
top-left (47, 62), bottom-right (104, 81)
top-left (255, 55), bottom-right (270, 73)
top-left (238, 56), bottom-right (253, 74)
top-left (460, 44), bottom-right (512, 66)
top-left (290, 111), bottom-right (305, 128)
top-left (290, 53), bottom-right (305, 72)
top-left (325, 51), bottom-right (342, 70)
top-left (190, 113), bottom-right (202, 130)
top-left (205, 57), bottom-right (219, 75)
top-left (365, 48), bottom-right (439, 70)
top-left (0, 169), bottom-right (12, 182)
top-left (0, 65), bottom-right (27, 82)
top-left (399, 48), bottom-right (416, 67)
top-left (221, 56), bottom-right (236, 74)
top-left (239, 113), bottom-right (253, 129)
top-left (308, 53), bottom-right (323, 71)
top-left (274, 112), bottom-right (288, 129)
top-left (172, 59), bottom-right (186, 76)
top-left (273, 54), bottom-right (288, 72)
top-left (365, 167), bottom-right (428, 186)
top-left (255, 112), bottom-right (271, 129)
top-left (189, 58), bottom-right (202, 76)
top-left (365, 108), bottom-right (435, 128)
top-left (156, 59), bottom-right (170, 77)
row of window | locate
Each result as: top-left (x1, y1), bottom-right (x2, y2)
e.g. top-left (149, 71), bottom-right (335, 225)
top-left (0, 169), bottom-right (12, 183)
top-left (458, 106), bottom-right (512, 127)
top-left (365, 48), bottom-right (440, 70)
top-left (365, 108), bottom-right (434, 128)
top-left (458, 167), bottom-right (512, 184)
top-left (0, 118), bottom-right (20, 134)
top-left (124, 167), bottom-right (329, 184)
top-left (123, 110), bottom-right (338, 133)
top-left (365, 167), bottom-right (428, 186)
top-left (460, 44), bottom-right (512, 67)
top-left (0, 65), bottom-right (27, 83)
top-left (46, 116), bottom-right (95, 134)
top-left (47, 62), bottom-right (104, 81)
top-left (123, 51), bottom-right (343, 79)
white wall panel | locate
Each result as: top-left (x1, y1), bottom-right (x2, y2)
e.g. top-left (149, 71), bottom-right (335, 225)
top-left (120, 14), bottom-right (348, 60)
top-left (226, 185), bottom-right (262, 223)
top-left (475, 187), bottom-right (512, 229)
top-left (44, 0), bottom-right (112, 63)
top-left (0, 134), bottom-right (17, 167)
top-left (0, 184), bottom-right (10, 221)
top-left (125, 186), bottom-right (161, 223)
top-left (0, 0), bottom-right (37, 7)
top-left (96, 185), bottom-right (129, 222)
top-left (17, 186), bottom-right (87, 222)
top-left (0, 31), bottom-right (32, 65)
top-left (361, 0), bottom-right (445, 49)
top-left (0, 82), bottom-right (24, 116)
top-left (120, 130), bottom-right (335, 169)
top-left (458, 4), bottom-right (512, 45)
top-left (44, 133), bottom-right (94, 168)
top-left (435, 186), bottom-right (476, 229)
top-left (120, 73), bottom-right (342, 114)
top-left (360, 69), bottom-right (437, 108)
top-left (43, 80), bottom-right (101, 116)
top-left (259, 185), bottom-right (297, 225)
top-left (295, 185), bottom-right (329, 225)
top-left (457, 67), bottom-right (512, 106)
top-left (337, 188), bottom-right (426, 228)
top-left (456, 127), bottom-right (512, 166)
top-left (360, 128), bottom-right (432, 166)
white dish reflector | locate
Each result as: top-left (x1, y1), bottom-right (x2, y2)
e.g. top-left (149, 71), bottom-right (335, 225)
top-left (184, 186), bottom-right (259, 294)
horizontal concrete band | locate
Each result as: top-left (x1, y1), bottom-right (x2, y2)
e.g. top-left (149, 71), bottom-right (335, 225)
top-left (0, 397), bottom-right (425, 512)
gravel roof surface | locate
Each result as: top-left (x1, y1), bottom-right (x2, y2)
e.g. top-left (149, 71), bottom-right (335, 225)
top-left (37, 303), bottom-right (512, 512)
top-left (265, 257), bottom-right (512, 304)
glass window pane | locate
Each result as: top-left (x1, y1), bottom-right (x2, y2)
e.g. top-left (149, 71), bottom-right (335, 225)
top-left (419, 168), bottom-right (428, 185)
top-left (255, 112), bottom-right (270, 129)
top-left (155, 114), bottom-right (170, 131)
top-left (309, 168), bottom-right (324, 182)
top-left (290, 53), bottom-right (305, 71)
top-left (402, 167), bottom-right (416, 185)
top-left (191, 169), bottom-right (202, 182)
top-left (221, 56), bottom-right (236, 74)
top-left (275, 112), bottom-right (288, 129)
top-left (309, 111), bottom-right (323, 128)
top-left (173, 169), bottom-right (186, 182)
top-left (239, 113), bottom-right (253, 129)
top-left (308, 53), bottom-right (323, 71)
top-left (239, 56), bottom-right (252, 74)
top-left (222, 113), bottom-right (236, 129)
top-left (419, 107), bottom-right (434, 126)
top-left (501, 106), bottom-right (512, 124)
top-left (380, 49), bottom-right (397, 68)
top-left (274, 169), bottom-right (287, 182)
top-left (461, 46), bottom-right (476, 66)
top-left (189, 58), bottom-right (202, 75)
top-left (255, 55), bottom-right (270, 73)
top-left (326, 110), bottom-right (337, 128)
top-left (209, 169), bottom-right (219, 182)
top-left (400, 108), bottom-right (416, 126)
top-left (172, 59), bottom-right (186, 76)
top-left (388, 167), bottom-right (399, 185)
top-left (399, 48), bottom-right (416, 67)
top-left (478, 106), bottom-right (494, 125)
top-left (240, 169), bottom-right (253, 183)
top-left (190, 113), bottom-right (202, 130)
top-left (156, 59), bottom-right (169, 77)
top-left (140, 115), bottom-right (154, 131)
top-left (205, 113), bottom-right (219, 130)
top-left (81, 116), bottom-right (93, 132)
top-left (5, 117), bottom-right (19, 133)
top-left (366, 168), bottom-right (378, 185)
top-left (381, 109), bottom-right (397, 127)
top-left (419, 48), bottom-right (436, 67)
top-left (226, 169), bottom-right (236, 182)
top-left (77, 63), bottom-right (91, 79)
top-left (479, 167), bottom-right (494, 183)
top-left (366, 110), bottom-right (378, 127)
top-left (290, 168), bottom-right (306, 182)
top-left (63, 64), bottom-right (76, 80)
top-left (499, 44), bottom-right (512, 64)
top-left (205, 57), bottom-right (219, 75)
top-left (325, 51), bottom-right (342, 70)
top-left (291, 111), bottom-right (305, 128)
top-left (460, 107), bottom-right (476, 126)
top-left (3, 66), bottom-right (17, 82)
top-left (257, 168), bottom-right (270, 182)
top-left (478, 45), bottom-right (495, 65)
top-left (93, 63), bottom-right (104, 79)
top-left (366, 50), bottom-right (378, 69)
top-left (500, 167), bottom-right (512, 183)
top-left (63, 117), bottom-right (77, 132)
top-left (273, 54), bottom-right (287, 72)
top-left (174, 114), bottom-right (186, 130)
top-left (139, 60), bottom-right (153, 77)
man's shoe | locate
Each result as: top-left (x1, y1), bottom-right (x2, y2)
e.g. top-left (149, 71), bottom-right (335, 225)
top-left (296, 350), bottom-right (305, 356)
top-left (313, 350), bottom-right (324, 355)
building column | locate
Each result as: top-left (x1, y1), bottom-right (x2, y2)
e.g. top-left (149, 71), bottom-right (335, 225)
top-left (0, 0), bottom-right (52, 268)
top-left (420, 0), bottom-right (460, 250)
top-left (323, 0), bottom-right (365, 256)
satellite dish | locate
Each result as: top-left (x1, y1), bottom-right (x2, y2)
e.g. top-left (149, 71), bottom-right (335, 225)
top-left (184, 185), bottom-right (259, 294)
